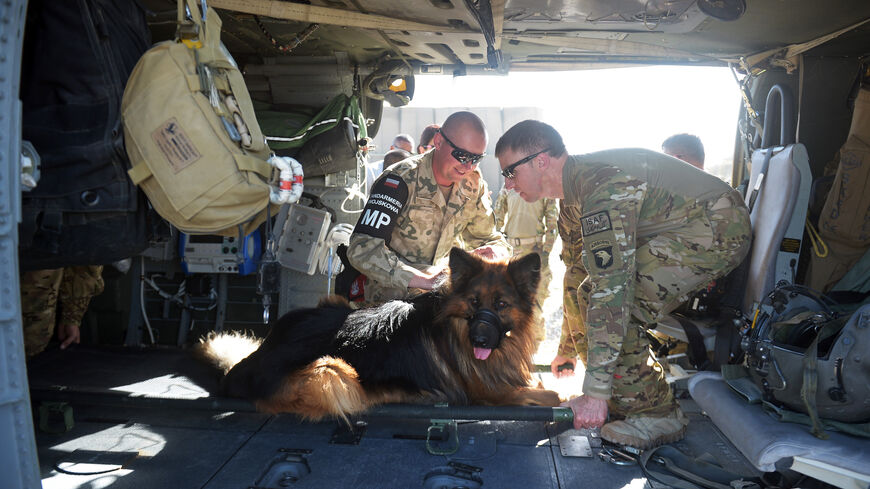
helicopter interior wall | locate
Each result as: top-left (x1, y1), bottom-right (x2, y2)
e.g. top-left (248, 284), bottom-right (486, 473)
top-left (748, 57), bottom-right (863, 179)
top-left (743, 55), bottom-right (864, 287)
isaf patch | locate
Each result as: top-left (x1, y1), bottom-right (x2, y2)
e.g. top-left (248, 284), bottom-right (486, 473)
top-left (580, 211), bottom-right (612, 237)
top-left (353, 173), bottom-right (409, 243)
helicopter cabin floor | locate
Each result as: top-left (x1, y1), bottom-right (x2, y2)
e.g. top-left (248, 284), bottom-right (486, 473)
top-left (26, 345), bottom-right (762, 489)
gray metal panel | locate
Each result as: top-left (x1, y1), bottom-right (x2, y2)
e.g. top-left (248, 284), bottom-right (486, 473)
top-left (0, 0), bottom-right (42, 487)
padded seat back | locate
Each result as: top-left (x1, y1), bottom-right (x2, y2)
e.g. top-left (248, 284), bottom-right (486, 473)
top-left (742, 85), bottom-right (812, 313)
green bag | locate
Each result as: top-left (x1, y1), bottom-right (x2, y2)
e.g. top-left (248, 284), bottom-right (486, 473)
top-left (263, 94), bottom-right (368, 177)
top-left (122, 0), bottom-right (276, 236)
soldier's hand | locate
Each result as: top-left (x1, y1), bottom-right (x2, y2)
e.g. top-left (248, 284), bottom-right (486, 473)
top-left (471, 246), bottom-right (498, 260)
top-left (408, 268), bottom-right (447, 290)
top-left (561, 395), bottom-right (608, 430)
top-left (58, 323), bottom-right (81, 350)
top-left (551, 355), bottom-right (578, 378)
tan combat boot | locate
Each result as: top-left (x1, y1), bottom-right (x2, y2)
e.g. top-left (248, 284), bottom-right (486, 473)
top-left (600, 409), bottom-right (689, 449)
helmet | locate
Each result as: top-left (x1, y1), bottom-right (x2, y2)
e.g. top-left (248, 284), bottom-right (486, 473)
top-left (742, 285), bottom-right (870, 423)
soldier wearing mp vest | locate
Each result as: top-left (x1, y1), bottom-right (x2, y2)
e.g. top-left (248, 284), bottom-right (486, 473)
top-left (347, 111), bottom-right (510, 303)
top-left (495, 120), bottom-right (751, 449)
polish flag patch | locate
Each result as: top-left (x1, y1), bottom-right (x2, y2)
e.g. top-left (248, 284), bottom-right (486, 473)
top-left (384, 177), bottom-right (400, 188)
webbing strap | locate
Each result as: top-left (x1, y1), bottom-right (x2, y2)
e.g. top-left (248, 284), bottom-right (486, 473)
top-left (638, 445), bottom-right (762, 489)
top-left (800, 321), bottom-right (841, 439)
top-left (235, 155), bottom-right (273, 178)
top-left (747, 148), bottom-right (774, 212)
top-left (127, 163), bottom-right (153, 185)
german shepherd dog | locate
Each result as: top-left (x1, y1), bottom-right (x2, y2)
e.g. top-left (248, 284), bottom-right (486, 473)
top-left (197, 247), bottom-right (561, 420)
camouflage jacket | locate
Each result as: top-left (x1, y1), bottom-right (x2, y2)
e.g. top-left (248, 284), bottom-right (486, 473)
top-left (560, 149), bottom-right (745, 399)
top-left (348, 151), bottom-right (509, 302)
top-left (493, 187), bottom-right (558, 256)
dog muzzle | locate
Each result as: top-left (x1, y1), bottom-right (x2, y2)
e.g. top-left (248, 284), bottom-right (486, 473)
top-left (468, 309), bottom-right (508, 360)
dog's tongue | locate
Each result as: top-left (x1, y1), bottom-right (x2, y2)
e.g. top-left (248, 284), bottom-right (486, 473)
top-left (473, 347), bottom-right (492, 360)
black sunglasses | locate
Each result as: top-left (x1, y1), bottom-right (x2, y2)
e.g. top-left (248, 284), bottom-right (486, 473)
top-left (501, 148), bottom-right (550, 179)
top-left (439, 130), bottom-right (485, 166)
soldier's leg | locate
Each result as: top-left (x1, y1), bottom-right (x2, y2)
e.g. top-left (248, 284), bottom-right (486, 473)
top-left (20, 268), bottom-right (64, 358)
top-left (516, 244), bottom-right (548, 346)
top-left (601, 202), bottom-right (749, 448)
top-left (633, 195), bottom-right (750, 323)
top-left (608, 231), bottom-right (732, 412)
top-left (537, 262), bottom-right (553, 303)
top-left (607, 323), bottom-right (676, 419)
top-left (558, 266), bottom-right (588, 364)
top-left (633, 232), bottom-right (746, 324)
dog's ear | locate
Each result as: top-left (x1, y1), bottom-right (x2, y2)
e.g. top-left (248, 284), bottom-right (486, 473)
top-left (448, 247), bottom-right (482, 287)
top-left (508, 252), bottom-right (541, 298)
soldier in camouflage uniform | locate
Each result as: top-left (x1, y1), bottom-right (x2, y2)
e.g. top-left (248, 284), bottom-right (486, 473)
top-left (348, 112), bottom-right (510, 302)
top-left (20, 265), bottom-right (105, 358)
top-left (495, 120), bottom-right (750, 448)
top-left (493, 187), bottom-right (558, 344)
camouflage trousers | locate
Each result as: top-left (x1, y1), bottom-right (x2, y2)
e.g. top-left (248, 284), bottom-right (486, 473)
top-left (565, 192), bottom-right (751, 416)
top-left (558, 262), bottom-right (587, 359)
top-left (510, 241), bottom-right (552, 345)
top-left (20, 265), bottom-right (105, 358)
top-left (558, 262), bottom-right (672, 418)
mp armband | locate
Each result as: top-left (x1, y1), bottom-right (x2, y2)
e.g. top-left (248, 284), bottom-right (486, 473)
top-left (353, 174), bottom-right (409, 243)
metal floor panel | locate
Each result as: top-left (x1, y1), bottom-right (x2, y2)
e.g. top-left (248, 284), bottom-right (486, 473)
top-left (27, 346), bottom-right (221, 397)
top-left (27, 347), bottom-right (761, 489)
top-left (204, 426), bottom-right (565, 489)
top-left (37, 421), bottom-right (256, 489)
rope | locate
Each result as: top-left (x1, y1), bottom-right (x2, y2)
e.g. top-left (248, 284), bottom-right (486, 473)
top-left (254, 16), bottom-right (319, 54)
top-left (805, 218), bottom-right (829, 258)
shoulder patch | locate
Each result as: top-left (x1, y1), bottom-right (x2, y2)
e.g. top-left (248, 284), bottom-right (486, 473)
top-left (580, 211), bottom-right (611, 237)
top-left (589, 240), bottom-right (614, 270)
top-left (353, 173), bottom-right (410, 243)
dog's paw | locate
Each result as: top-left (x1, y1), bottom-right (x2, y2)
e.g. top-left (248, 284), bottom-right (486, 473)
top-left (521, 389), bottom-right (562, 407)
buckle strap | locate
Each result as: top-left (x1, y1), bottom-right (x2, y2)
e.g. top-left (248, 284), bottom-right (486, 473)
top-left (509, 236), bottom-right (541, 247)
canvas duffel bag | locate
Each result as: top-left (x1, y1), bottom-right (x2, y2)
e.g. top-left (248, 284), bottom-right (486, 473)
top-left (122, 0), bottom-right (279, 236)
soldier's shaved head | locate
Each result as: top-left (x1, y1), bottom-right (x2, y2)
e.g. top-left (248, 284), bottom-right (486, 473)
top-left (441, 111), bottom-right (487, 139)
top-left (431, 111), bottom-right (488, 187)
top-left (662, 133), bottom-right (704, 169)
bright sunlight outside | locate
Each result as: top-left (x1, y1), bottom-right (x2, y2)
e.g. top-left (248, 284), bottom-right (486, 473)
top-left (408, 65), bottom-right (742, 181)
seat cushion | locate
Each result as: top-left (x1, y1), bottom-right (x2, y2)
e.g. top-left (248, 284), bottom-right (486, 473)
top-left (689, 372), bottom-right (870, 477)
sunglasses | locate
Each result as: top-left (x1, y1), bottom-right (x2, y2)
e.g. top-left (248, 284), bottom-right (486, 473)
top-left (439, 130), bottom-right (485, 166)
top-left (501, 148), bottom-right (550, 179)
